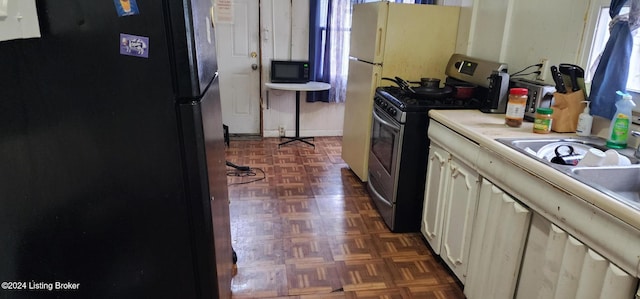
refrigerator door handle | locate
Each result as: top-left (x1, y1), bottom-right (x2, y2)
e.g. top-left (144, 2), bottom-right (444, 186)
top-left (376, 27), bottom-right (384, 57)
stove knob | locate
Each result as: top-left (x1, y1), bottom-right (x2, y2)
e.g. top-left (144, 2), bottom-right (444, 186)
top-left (381, 102), bottom-right (388, 109)
top-left (388, 107), bottom-right (397, 116)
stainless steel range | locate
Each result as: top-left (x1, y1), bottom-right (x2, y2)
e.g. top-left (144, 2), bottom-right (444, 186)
top-left (367, 54), bottom-right (508, 232)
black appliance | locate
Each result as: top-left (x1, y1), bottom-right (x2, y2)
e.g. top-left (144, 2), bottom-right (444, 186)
top-left (270, 60), bottom-right (310, 83)
top-left (0, 1), bottom-right (232, 298)
top-left (367, 54), bottom-right (507, 232)
top-left (367, 86), bottom-right (481, 232)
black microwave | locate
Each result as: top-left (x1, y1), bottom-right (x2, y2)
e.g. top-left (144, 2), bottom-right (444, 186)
top-left (270, 60), bottom-right (310, 83)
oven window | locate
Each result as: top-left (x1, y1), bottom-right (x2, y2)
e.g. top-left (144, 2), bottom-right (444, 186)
top-left (371, 110), bottom-right (398, 174)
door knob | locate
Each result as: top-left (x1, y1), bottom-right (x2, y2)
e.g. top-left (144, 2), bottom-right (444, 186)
top-left (251, 64), bottom-right (258, 70)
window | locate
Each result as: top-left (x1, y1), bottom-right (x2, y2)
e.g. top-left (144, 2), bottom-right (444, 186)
top-left (309, 1), bottom-right (438, 103)
top-left (308, 0), bottom-right (352, 103)
top-left (584, 0), bottom-right (640, 95)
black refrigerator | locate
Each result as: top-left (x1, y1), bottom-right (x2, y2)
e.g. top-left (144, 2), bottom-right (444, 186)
top-left (0, 0), bottom-right (232, 298)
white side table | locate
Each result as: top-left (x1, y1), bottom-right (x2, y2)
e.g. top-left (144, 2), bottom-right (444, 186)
top-left (265, 81), bottom-right (331, 147)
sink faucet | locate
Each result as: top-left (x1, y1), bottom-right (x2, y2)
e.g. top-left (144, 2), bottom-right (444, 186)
top-left (631, 131), bottom-right (640, 158)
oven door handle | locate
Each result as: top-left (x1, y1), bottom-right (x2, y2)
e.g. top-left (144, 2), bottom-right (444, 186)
top-left (372, 108), bottom-right (400, 132)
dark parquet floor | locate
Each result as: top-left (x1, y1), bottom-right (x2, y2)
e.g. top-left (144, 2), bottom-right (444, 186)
top-left (226, 136), bottom-right (464, 299)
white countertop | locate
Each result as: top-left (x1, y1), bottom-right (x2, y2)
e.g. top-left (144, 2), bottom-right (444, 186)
top-left (429, 109), bottom-right (640, 230)
top-left (265, 81), bottom-right (331, 91)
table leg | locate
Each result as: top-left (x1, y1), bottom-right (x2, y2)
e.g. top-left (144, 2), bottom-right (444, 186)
top-left (295, 90), bottom-right (300, 138)
top-left (278, 90), bottom-right (314, 148)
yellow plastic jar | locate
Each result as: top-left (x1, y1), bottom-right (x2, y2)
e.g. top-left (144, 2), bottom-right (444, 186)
top-left (533, 107), bottom-right (553, 134)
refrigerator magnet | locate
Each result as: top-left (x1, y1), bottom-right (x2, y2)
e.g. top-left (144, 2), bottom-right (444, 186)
top-left (114, 0), bottom-right (140, 17)
top-left (120, 34), bottom-right (149, 58)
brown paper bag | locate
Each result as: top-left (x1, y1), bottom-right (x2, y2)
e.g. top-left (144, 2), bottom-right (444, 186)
top-left (551, 91), bottom-right (586, 133)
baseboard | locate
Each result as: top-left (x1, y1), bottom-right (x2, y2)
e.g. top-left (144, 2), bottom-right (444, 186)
top-left (263, 130), bottom-right (343, 138)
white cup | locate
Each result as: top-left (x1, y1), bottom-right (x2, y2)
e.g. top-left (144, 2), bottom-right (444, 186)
top-left (577, 148), bottom-right (606, 167)
top-left (603, 149), bottom-right (620, 166)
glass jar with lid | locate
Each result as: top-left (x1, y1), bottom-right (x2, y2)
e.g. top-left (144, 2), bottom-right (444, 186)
top-left (505, 88), bottom-right (528, 127)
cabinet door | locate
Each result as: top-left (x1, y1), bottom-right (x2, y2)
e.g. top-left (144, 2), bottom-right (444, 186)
top-left (421, 143), bottom-right (450, 254)
top-left (464, 178), bottom-right (531, 299)
top-left (440, 157), bottom-right (479, 284)
top-left (516, 213), bottom-right (637, 299)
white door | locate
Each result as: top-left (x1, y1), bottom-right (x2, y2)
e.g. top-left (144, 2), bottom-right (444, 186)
top-left (421, 143), bottom-right (450, 254)
top-left (465, 178), bottom-right (531, 299)
top-left (441, 156), bottom-right (479, 284)
top-left (215, 0), bottom-right (260, 134)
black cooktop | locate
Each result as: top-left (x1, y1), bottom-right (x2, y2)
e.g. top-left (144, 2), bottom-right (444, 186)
top-left (377, 86), bottom-right (482, 112)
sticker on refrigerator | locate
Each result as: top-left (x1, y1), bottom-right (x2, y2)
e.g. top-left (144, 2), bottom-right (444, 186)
top-left (120, 34), bottom-right (149, 58)
top-left (114, 0), bottom-right (139, 17)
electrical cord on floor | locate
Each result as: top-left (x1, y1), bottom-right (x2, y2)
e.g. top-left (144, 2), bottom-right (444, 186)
top-left (225, 160), bottom-right (266, 185)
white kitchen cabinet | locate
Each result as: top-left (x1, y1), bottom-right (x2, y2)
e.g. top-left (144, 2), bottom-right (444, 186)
top-left (421, 144), bottom-right (480, 284)
top-left (515, 213), bottom-right (637, 299)
top-left (421, 120), bottom-right (481, 284)
top-left (421, 143), bottom-right (450, 255)
top-left (439, 156), bottom-right (479, 283)
top-left (464, 178), bottom-right (531, 299)
top-left (427, 110), bottom-right (640, 298)
top-left (421, 142), bottom-right (479, 284)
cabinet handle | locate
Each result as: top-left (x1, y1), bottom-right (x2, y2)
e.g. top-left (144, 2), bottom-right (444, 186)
top-left (445, 255), bottom-right (464, 266)
top-left (431, 156), bottom-right (445, 166)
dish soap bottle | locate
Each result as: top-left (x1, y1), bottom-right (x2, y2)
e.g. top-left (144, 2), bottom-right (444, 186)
top-left (576, 101), bottom-right (593, 136)
top-left (606, 91), bottom-right (636, 148)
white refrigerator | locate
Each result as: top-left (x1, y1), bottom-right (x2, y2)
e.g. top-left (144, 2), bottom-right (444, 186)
top-left (341, 2), bottom-right (461, 182)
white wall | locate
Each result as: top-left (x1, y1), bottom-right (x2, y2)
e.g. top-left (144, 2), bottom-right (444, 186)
top-left (260, 0), bottom-right (595, 137)
top-left (260, 0), bottom-right (345, 138)
top-left (461, 0), bottom-right (591, 86)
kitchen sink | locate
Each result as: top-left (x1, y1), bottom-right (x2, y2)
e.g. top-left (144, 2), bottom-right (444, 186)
top-left (498, 136), bottom-right (639, 166)
top-left (496, 136), bottom-right (640, 211)
top-left (570, 166), bottom-right (640, 210)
